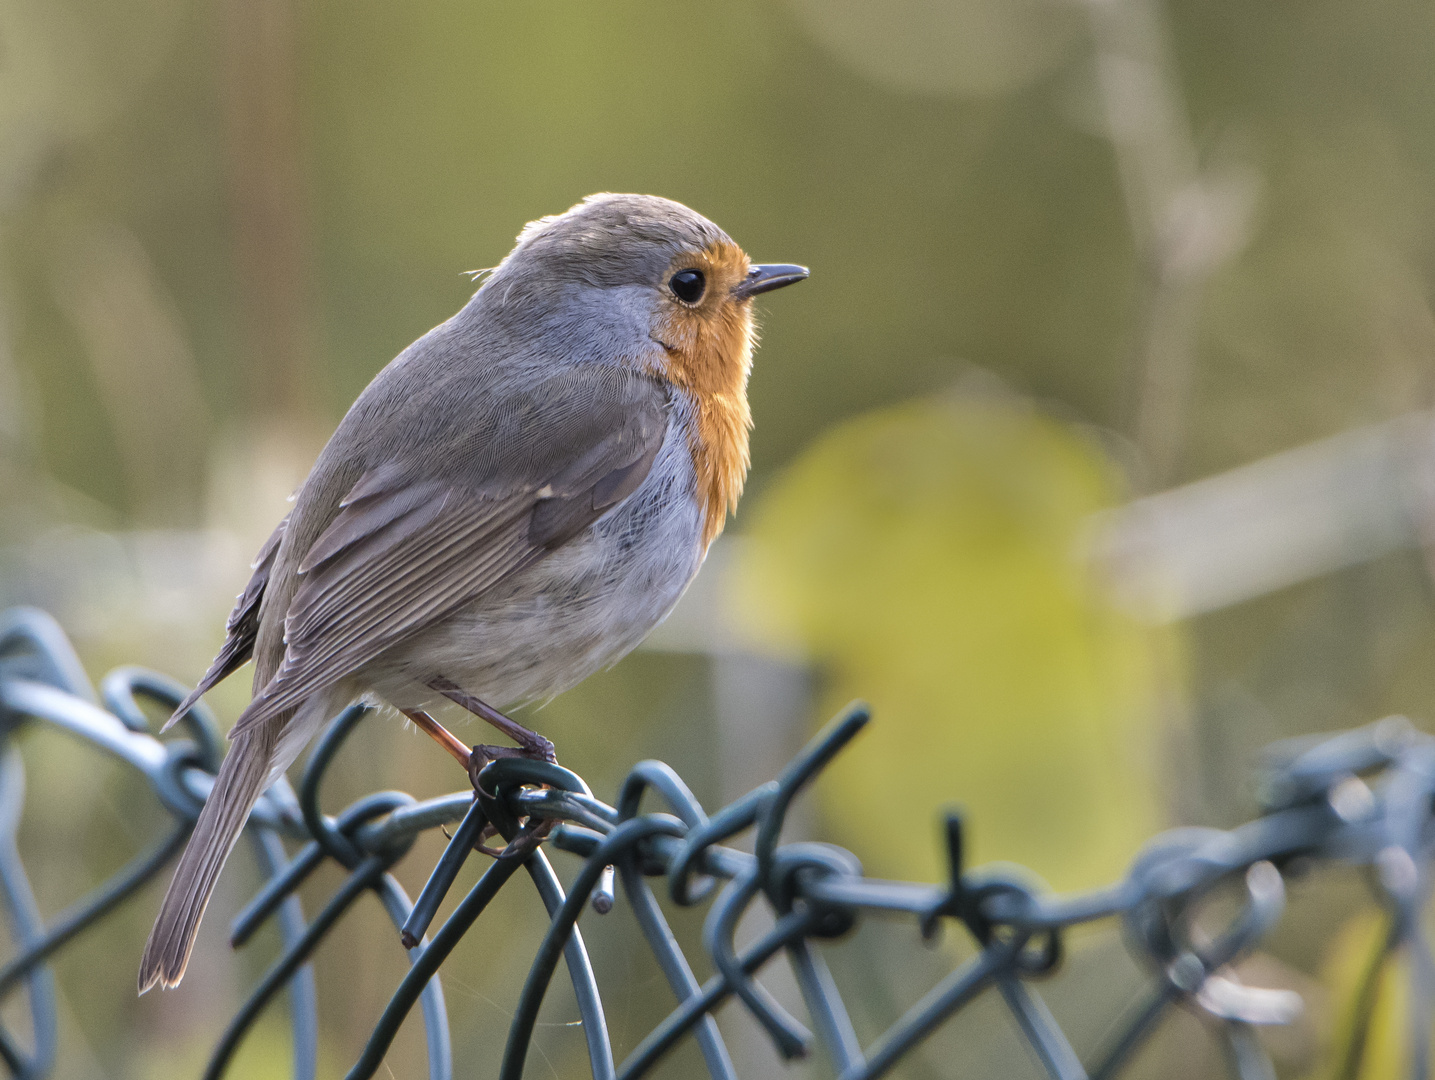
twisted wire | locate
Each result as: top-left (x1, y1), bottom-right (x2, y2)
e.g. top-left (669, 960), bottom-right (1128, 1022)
top-left (0, 604), bottom-right (1430, 1080)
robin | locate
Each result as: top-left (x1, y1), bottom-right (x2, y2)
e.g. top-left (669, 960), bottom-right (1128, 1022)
top-left (137, 193), bottom-right (807, 992)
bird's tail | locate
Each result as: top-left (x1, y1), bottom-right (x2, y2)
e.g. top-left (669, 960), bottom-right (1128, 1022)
top-left (138, 722), bottom-right (277, 993)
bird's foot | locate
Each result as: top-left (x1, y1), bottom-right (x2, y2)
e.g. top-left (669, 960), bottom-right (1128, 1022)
top-left (466, 740), bottom-right (560, 857)
top-left (470, 813), bottom-right (552, 859)
top-left (433, 681), bottom-right (559, 857)
top-left (466, 741), bottom-right (558, 793)
top-left (489, 816), bottom-right (554, 860)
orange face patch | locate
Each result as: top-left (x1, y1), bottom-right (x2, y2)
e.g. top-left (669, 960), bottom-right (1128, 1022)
top-left (649, 242), bottom-right (757, 549)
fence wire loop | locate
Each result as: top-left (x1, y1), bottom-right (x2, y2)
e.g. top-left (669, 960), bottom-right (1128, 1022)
top-left (3, 605), bottom-right (1435, 1079)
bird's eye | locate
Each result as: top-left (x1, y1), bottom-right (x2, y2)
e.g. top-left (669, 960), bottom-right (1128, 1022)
top-left (669, 269), bottom-right (706, 304)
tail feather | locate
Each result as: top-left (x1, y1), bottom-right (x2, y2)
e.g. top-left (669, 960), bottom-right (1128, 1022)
top-left (138, 724), bottom-right (276, 993)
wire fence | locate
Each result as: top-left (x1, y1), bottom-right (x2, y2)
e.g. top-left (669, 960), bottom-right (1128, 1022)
top-left (0, 604), bottom-right (1428, 1079)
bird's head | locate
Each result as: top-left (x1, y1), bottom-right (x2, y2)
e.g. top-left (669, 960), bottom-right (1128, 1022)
top-left (483, 193), bottom-right (806, 393)
top-left (480, 193), bottom-right (807, 544)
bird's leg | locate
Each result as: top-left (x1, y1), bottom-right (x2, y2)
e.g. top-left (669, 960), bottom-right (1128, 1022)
top-left (402, 710), bottom-right (550, 856)
top-left (427, 678), bottom-right (558, 858)
top-left (401, 708), bottom-right (471, 770)
top-left (427, 678), bottom-right (557, 764)
top-left (465, 744), bottom-right (541, 798)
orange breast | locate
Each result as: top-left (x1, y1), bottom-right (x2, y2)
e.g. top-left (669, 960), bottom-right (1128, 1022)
top-left (686, 377), bottom-right (752, 549)
top-left (650, 252), bottom-right (756, 548)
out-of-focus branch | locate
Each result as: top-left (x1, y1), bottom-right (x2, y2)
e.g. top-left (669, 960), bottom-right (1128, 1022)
top-left (222, 0), bottom-right (320, 421)
top-left (1083, 0), bottom-right (1257, 488)
top-left (47, 226), bottom-right (211, 525)
top-left (1093, 412), bottom-right (1435, 621)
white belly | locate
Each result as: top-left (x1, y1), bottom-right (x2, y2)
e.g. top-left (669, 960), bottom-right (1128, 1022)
top-left (371, 426), bottom-right (707, 710)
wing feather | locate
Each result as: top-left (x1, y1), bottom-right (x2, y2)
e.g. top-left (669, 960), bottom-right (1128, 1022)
top-left (227, 372), bottom-right (669, 739)
top-left (299, 472), bottom-right (440, 573)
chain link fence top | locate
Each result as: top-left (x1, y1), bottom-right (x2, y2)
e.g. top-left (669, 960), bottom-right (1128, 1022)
top-left (0, 605), bottom-right (1427, 1079)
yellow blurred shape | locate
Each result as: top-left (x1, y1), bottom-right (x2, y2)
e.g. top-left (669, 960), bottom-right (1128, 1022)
top-left (731, 391), bottom-right (1174, 890)
top-left (1316, 910), bottom-right (1406, 1080)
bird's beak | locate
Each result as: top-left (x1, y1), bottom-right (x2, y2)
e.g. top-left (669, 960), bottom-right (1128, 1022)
top-left (732, 263), bottom-right (810, 300)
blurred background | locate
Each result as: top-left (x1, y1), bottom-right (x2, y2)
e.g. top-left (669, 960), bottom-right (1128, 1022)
top-left (2, 0), bottom-right (1434, 1076)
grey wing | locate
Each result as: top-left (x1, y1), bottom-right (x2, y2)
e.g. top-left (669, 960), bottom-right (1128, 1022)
top-left (163, 515), bottom-right (289, 730)
top-left (226, 372), bottom-right (669, 739)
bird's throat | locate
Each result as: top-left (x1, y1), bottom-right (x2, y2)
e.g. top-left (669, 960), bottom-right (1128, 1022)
top-left (654, 306), bottom-right (754, 549)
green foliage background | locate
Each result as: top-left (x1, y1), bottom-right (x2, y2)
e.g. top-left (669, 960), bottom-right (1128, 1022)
top-left (3, 0), bottom-right (1435, 1077)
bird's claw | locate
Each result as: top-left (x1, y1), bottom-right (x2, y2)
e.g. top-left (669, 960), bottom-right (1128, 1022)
top-left (466, 742), bottom-right (559, 857)
top-left (472, 817), bottom-right (552, 859)
top-left (466, 741), bottom-right (559, 794)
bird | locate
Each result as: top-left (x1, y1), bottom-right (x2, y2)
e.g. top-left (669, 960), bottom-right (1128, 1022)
top-left (137, 193), bottom-right (808, 992)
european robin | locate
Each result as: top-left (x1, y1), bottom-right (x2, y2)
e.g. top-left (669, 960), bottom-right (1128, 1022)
top-left (138, 193), bottom-right (807, 991)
